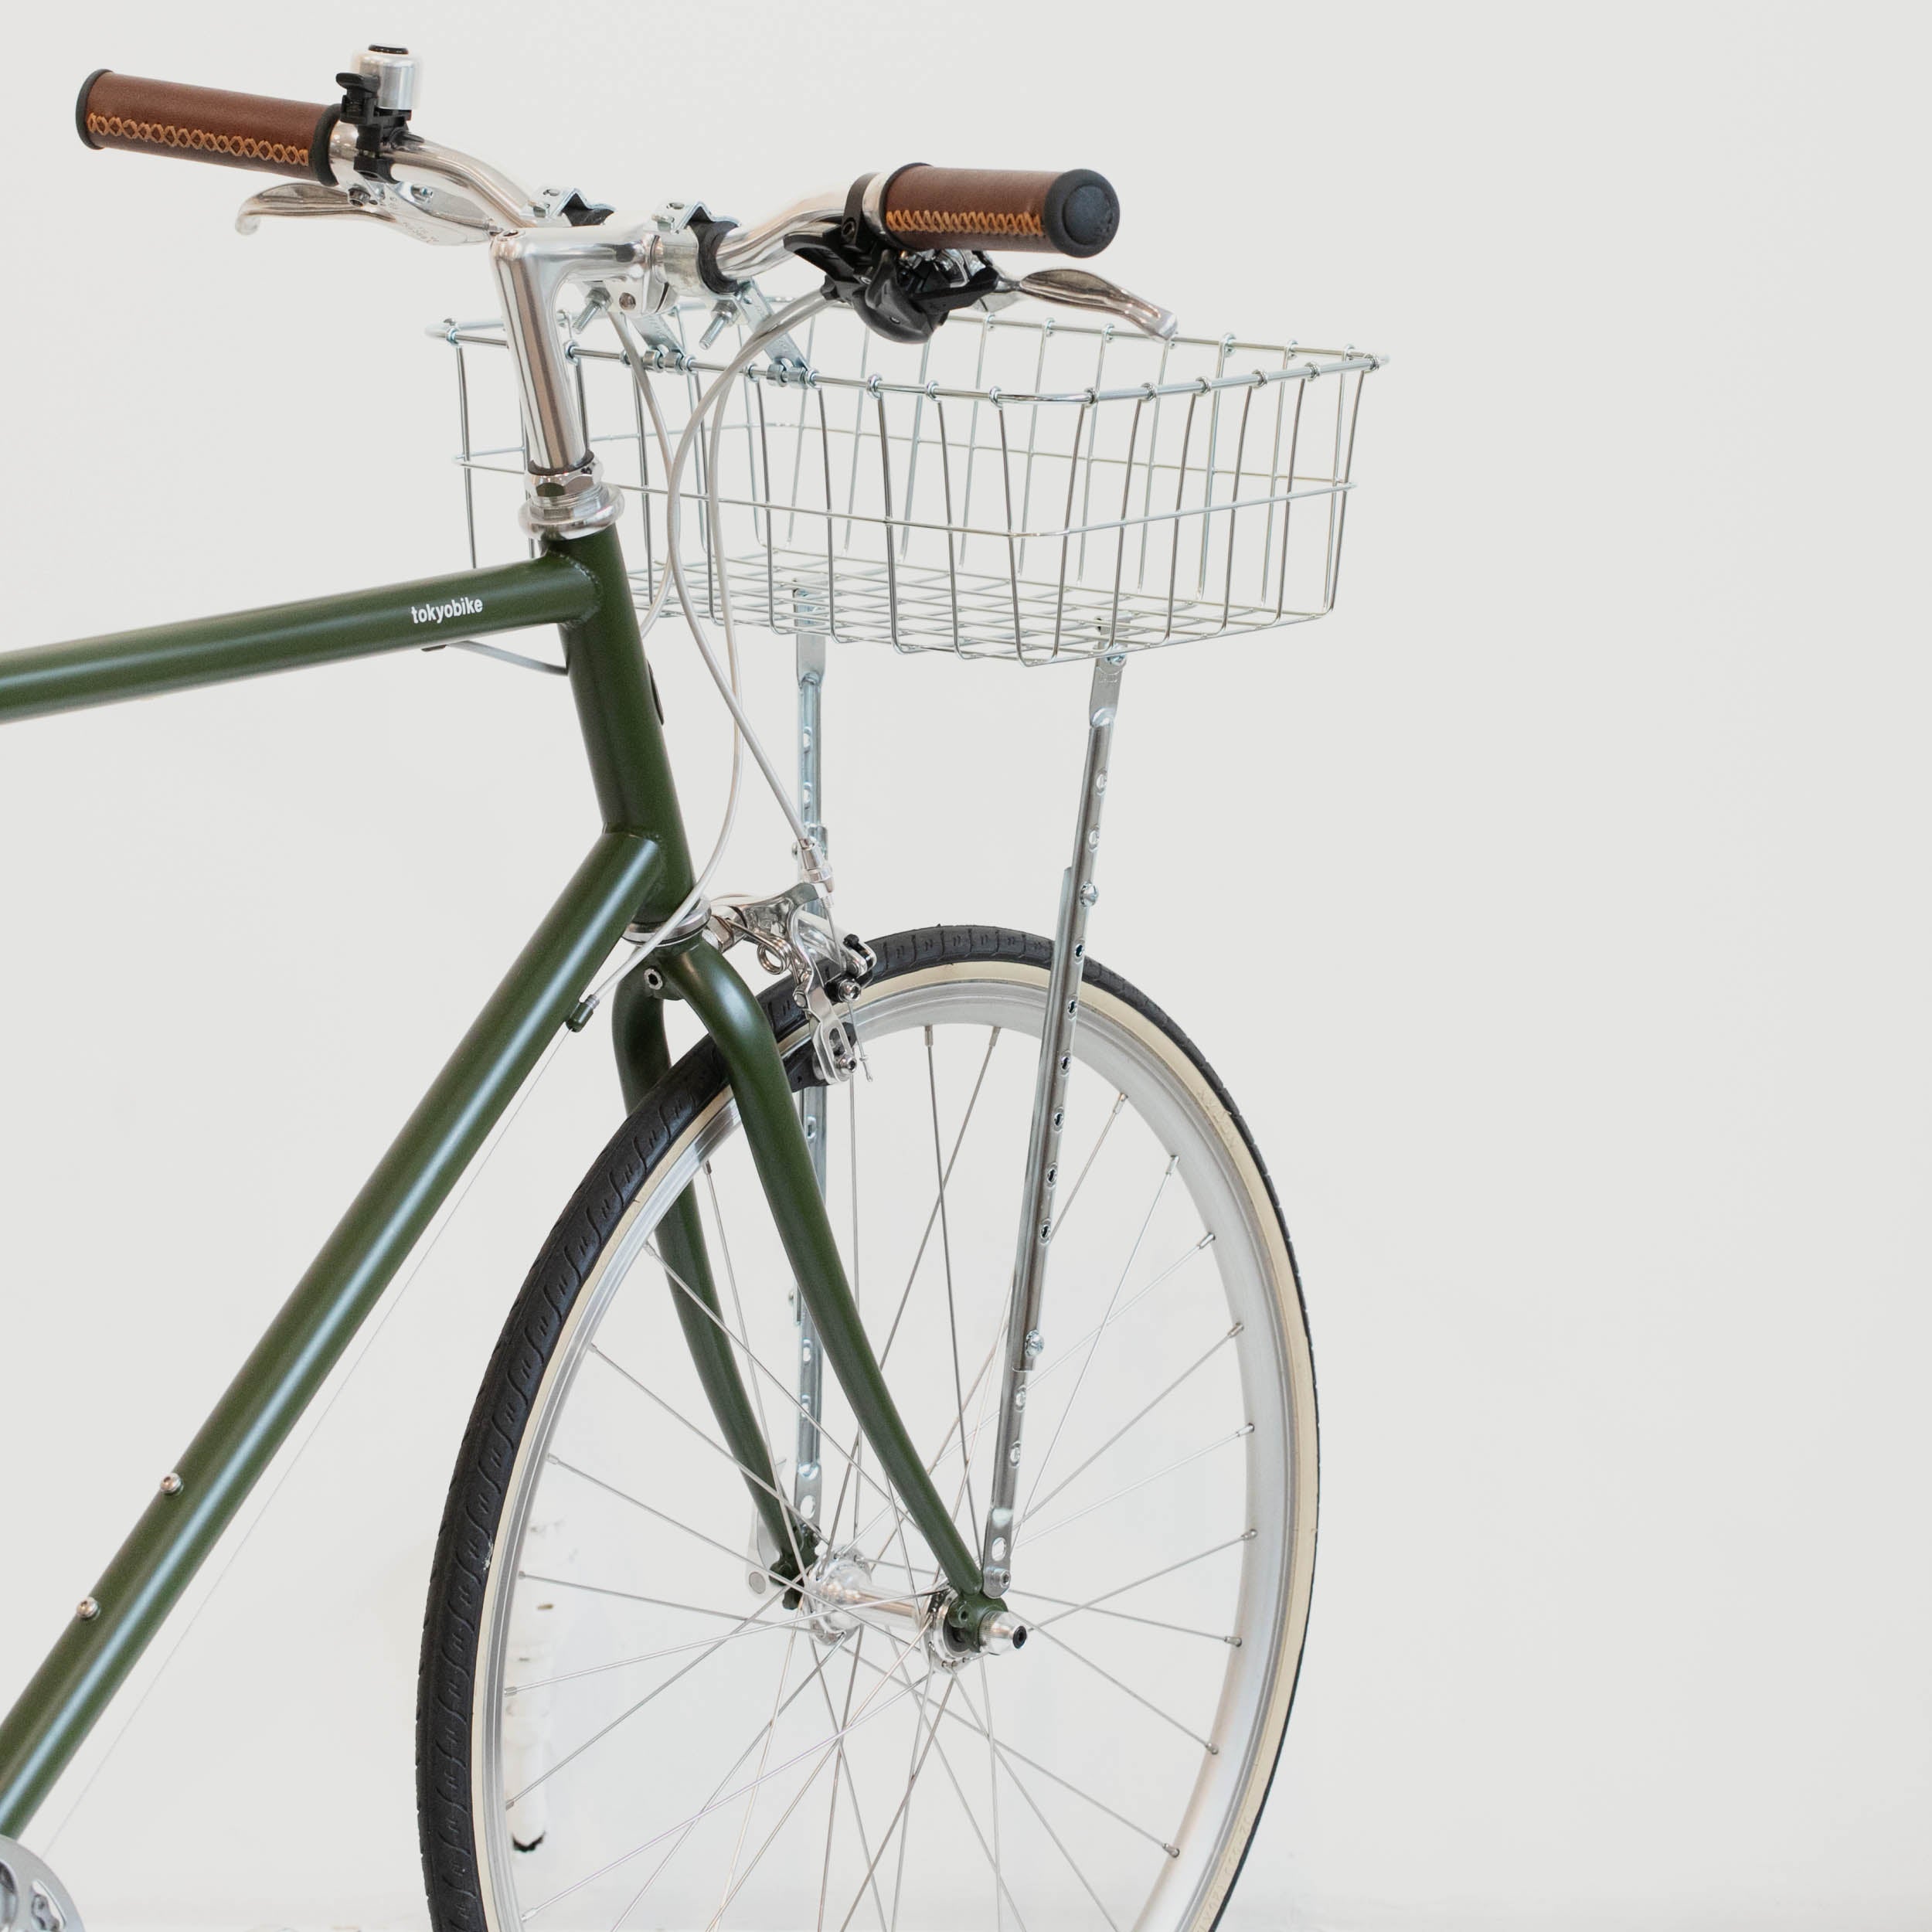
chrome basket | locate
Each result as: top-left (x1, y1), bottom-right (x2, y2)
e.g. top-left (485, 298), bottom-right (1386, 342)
top-left (441, 301), bottom-right (1381, 665)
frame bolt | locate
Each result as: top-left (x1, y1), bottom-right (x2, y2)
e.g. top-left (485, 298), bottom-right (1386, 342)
top-left (642, 966), bottom-right (665, 993)
top-left (159, 1472), bottom-right (182, 1495)
top-left (1079, 883), bottom-right (1099, 907)
top-left (76, 1597), bottom-right (100, 1621)
top-left (1023, 1328), bottom-right (1046, 1360)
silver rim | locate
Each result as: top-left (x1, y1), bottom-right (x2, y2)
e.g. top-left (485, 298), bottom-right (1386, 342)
top-left (469, 960), bottom-right (1315, 1932)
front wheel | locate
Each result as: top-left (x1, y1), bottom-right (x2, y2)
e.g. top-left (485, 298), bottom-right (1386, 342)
top-left (417, 925), bottom-right (1317, 1932)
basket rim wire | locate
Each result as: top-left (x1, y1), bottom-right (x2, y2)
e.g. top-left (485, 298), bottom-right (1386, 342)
top-left (442, 300), bottom-right (1382, 665)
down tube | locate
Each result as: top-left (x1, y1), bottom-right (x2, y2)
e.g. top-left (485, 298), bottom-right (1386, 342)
top-left (0, 829), bottom-right (662, 1838)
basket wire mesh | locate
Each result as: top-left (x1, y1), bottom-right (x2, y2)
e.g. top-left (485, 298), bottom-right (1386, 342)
top-left (444, 301), bottom-right (1379, 665)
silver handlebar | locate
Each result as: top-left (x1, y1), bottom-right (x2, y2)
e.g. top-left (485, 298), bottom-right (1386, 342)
top-left (232, 51), bottom-right (1172, 539)
top-left (710, 194), bottom-right (844, 282)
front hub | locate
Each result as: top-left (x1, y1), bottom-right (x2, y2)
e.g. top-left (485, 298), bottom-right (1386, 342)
top-left (800, 1550), bottom-right (1027, 1661)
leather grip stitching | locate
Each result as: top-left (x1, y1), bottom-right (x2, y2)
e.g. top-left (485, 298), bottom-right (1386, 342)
top-left (86, 111), bottom-right (308, 168)
top-left (886, 208), bottom-right (1045, 238)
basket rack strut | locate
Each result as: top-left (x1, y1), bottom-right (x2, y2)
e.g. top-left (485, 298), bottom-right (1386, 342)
top-left (981, 650), bottom-right (1126, 1597)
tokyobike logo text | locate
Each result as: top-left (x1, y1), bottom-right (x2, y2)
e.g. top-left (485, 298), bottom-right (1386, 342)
top-left (410, 594), bottom-right (484, 627)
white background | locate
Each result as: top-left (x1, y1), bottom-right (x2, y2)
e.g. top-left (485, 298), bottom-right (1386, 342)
top-left (2, 2), bottom-right (1927, 1927)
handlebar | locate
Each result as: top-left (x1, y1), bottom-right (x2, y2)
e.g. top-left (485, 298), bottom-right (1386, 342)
top-left (69, 47), bottom-right (1165, 530)
top-left (77, 70), bottom-right (335, 182)
top-left (72, 69), bottom-right (1121, 267)
top-left (71, 52), bottom-right (1152, 356)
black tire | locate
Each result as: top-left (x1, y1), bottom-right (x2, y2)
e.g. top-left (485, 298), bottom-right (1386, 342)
top-left (416, 924), bottom-right (1315, 1932)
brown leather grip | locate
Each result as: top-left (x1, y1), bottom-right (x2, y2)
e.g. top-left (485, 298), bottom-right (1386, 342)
top-left (876, 166), bottom-right (1119, 258)
top-left (76, 70), bottom-right (335, 181)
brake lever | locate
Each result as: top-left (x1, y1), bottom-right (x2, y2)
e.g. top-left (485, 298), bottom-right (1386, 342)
top-left (1004, 267), bottom-right (1178, 339)
top-left (236, 179), bottom-right (496, 246)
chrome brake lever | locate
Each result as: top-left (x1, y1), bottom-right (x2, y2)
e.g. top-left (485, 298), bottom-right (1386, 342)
top-left (1004, 267), bottom-right (1178, 340)
top-left (236, 179), bottom-right (496, 246)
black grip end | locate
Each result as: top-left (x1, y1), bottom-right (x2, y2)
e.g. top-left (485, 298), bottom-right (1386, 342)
top-left (75, 68), bottom-right (111, 149)
top-left (1043, 169), bottom-right (1118, 257)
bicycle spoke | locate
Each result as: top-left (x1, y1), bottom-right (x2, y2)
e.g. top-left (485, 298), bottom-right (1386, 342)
top-left (1022, 1323), bottom-right (1240, 1526)
top-left (817, 1076), bottom-right (871, 1561)
top-left (530, 1626), bottom-right (929, 1920)
top-left (832, 1675), bottom-right (956, 1932)
top-left (1028, 1626), bottom-right (1216, 1753)
top-left (516, 1571), bottom-right (764, 1623)
top-left (588, 1342), bottom-right (801, 1529)
top-left (1049, 1090), bottom-right (1127, 1233)
top-left (855, 1241), bottom-right (1015, 1577)
top-left (978, 1660), bottom-right (1005, 1932)
top-left (708, 1667), bottom-right (894, 1932)
top-left (906, 1226), bottom-right (1216, 1550)
top-left (1027, 1235), bottom-right (1216, 1391)
top-left (546, 1454), bottom-right (803, 1599)
top-left (609, 1629), bottom-right (876, 1932)
top-left (924, 1723), bottom-right (1033, 1932)
top-left (1019, 1157), bottom-right (1176, 1519)
top-left (925, 1026), bottom-right (980, 1529)
top-left (843, 1644), bottom-right (1180, 1857)
top-left (877, 1028), bottom-right (1001, 1366)
top-left (815, 1631), bottom-right (892, 1932)
top-left (1013, 1594), bottom-right (1236, 1647)
top-left (506, 1616), bottom-right (798, 1695)
top-left (1022, 1426), bottom-right (1253, 1546)
top-left (710, 1623), bottom-right (802, 1929)
top-left (957, 1668), bottom-right (1119, 1932)
top-left (887, 1659), bottom-right (937, 1930)
top-left (814, 1655), bottom-right (851, 1932)
top-left (921, 1283), bottom-right (1009, 1587)
top-left (1010, 1530), bottom-right (1256, 1641)
top-left (705, 1161), bottom-right (813, 1585)
top-left (645, 1239), bottom-right (904, 1525)
top-left (509, 1590), bottom-right (784, 1809)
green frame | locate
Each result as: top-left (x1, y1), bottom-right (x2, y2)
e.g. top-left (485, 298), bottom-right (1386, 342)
top-left (0, 524), bottom-right (998, 1839)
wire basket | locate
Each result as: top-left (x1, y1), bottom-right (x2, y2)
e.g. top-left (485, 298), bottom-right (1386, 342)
top-left (444, 301), bottom-right (1381, 665)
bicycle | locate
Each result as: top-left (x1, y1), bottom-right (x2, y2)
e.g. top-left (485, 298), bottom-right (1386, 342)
top-left (0, 48), bottom-right (1379, 1932)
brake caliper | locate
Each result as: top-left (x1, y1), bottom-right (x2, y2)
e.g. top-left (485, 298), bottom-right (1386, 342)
top-left (707, 884), bottom-right (874, 1082)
